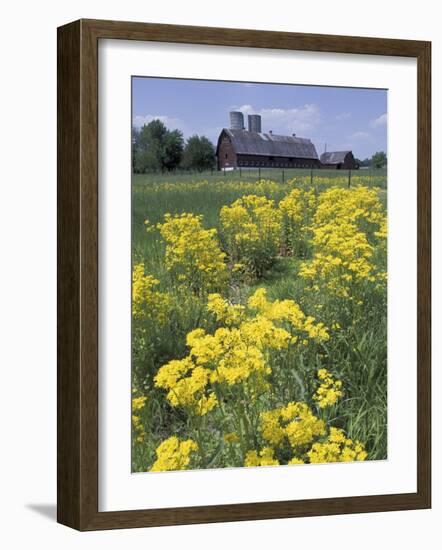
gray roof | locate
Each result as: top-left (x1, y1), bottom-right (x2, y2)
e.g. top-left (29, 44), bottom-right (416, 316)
top-left (220, 129), bottom-right (319, 159)
top-left (320, 151), bottom-right (351, 164)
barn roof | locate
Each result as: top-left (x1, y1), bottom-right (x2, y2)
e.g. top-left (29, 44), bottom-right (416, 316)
top-left (219, 129), bottom-right (319, 159)
top-left (320, 151), bottom-right (351, 164)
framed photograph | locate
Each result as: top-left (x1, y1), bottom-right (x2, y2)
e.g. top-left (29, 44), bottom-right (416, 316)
top-left (57, 19), bottom-right (431, 530)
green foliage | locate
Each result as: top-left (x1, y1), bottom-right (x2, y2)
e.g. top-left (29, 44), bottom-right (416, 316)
top-left (163, 130), bottom-right (185, 171)
top-left (371, 151), bottom-right (387, 169)
top-left (354, 157), bottom-right (371, 168)
top-left (133, 119), bottom-right (184, 173)
top-left (132, 127), bottom-right (140, 172)
top-left (182, 135), bottom-right (216, 171)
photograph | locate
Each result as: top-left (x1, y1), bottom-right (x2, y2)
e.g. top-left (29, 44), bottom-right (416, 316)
top-left (130, 76), bottom-right (388, 473)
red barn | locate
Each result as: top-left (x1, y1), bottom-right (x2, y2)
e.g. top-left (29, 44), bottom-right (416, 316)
top-left (320, 151), bottom-right (359, 170)
top-left (216, 112), bottom-right (320, 170)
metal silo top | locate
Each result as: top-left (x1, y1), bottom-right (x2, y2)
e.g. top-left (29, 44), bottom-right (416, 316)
top-left (229, 111), bottom-right (245, 130)
top-left (248, 114), bottom-right (262, 133)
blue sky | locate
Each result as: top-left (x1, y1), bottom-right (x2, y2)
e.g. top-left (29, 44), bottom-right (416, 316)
top-left (132, 77), bottom-right (387, 160)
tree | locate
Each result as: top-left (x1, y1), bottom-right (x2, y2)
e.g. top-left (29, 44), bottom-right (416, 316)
top-left (371, 151), bottom-right (387, 169)
top-left (132, 127), bottom-right (140, 172)
top-left (354, 157), bottom-right (370, 168)
top-left (182, 135), bottom-right (216, 172)
top-left (133, 119), bottom-right (184, 173)
top-left (163, 130), bottom-right (185, 171)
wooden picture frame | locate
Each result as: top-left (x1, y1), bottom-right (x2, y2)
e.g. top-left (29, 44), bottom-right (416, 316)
top-left (57, 18), bottom-right (431, 531)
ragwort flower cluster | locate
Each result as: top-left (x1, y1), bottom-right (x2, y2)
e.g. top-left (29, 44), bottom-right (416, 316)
top-left (279, 187), bottom-right (317, 257)
top-left (155, 288), bottom-right (329, 415)
top-left (131, 395), bottom-right (147, 444)
top-left (260, 401), bottom-right (326, 448)
top-left (308, 427), bottom-right (367, 463)
top-left (220, 195), bottom-right (282, 278)
top-left (299, 187), bottom-right (387, 297)
top-left (154, 288), bottom-right (330, 417)
top-left (150, 436), bottom-right (198, 472)
top-left (132, 263), bottom-right (171, 323)
top-left (152, 288), bottom-right (336, 469)
top-left (157, 213), bottom-right (228, 294)
top-left (246, 389), bottom-right (366, 467)
top-left (313, 368), bottom-right (343, 408)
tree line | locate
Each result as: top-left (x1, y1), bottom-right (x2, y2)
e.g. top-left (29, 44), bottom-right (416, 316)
top-left (355, 151), bottom-right (387, 169)
top-left (132, 119), bottom-right (216, 173)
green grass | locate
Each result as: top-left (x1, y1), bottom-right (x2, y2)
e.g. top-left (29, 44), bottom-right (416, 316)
top-left (131, 170), bottom-right (388, 470)
top-left (133, 167), bottom-right (387, 187)
top-left (132, 170), bottom-right (386, 269)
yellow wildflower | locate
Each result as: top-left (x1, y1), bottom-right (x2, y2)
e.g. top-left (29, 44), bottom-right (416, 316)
top-left (207, 293), bottom-right (245, 326)
top-left (260, 402), bottom-right (325, 448)
top-left (247, 288), bottom-right (329, 342)
top-left (132, 263), bottom-right (170, 323)
top-left (157, 213), bottom-right (227, 294)
top-left (313, 369), bottom-right (343, 408)
top-left (224, 432), bottom-right (240, 444)
top-left (132, 414), bottom-right (146, 443)
top-left (279, 187), bottom-right (317, 256)
top-left (150, 436), bottom-right (198, 472)
top-left (299, 186), bottom-right (387, 296)
top-left (308, 428), bottom-right (367, 463)
top-left (245, 447), bottom-right (279, 467)
top-left (221, 194), bottom-right (282, 277)
top-left (288, 457), bottom-right (304, 465)
top-left (132, 396), bottom-right (147, 411)
top-left (154, 356), bottom-right (218, 416)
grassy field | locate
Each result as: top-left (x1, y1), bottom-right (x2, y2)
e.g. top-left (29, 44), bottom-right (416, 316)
top-left (132, 169), bottom-right (387, 263)
top-left (132, 167), bottom-right (387, 187)
top-left (131, 169), bottom-right (387, 472)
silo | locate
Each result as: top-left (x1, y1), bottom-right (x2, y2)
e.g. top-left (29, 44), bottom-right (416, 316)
top-left (248, 114), bottom-right (262, 133)
top-left (229, 111), bottom-right (244, 130)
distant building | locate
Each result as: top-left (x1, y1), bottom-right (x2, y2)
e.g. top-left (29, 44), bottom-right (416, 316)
top-left (216, 112), bottom-right (321, 170)
top-left (320, 151), bottom-right (359, 170)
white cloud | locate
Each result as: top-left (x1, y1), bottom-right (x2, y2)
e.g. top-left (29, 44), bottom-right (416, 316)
top-left (132, 114), bottom-right (185, 132)
top-left (234, 104), bottom-right (254, 115)
top-left (335, 112), bottom-right (351, 121)
top-left (370, 113), bottom-right (387, 128)
top-left (233, 103), bottom-right (321, 134)
top-left (351, 131), bottom-right (371, 140)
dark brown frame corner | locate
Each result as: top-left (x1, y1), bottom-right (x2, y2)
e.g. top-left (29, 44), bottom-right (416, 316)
top-left (57, 19), bottom-right (431, 531)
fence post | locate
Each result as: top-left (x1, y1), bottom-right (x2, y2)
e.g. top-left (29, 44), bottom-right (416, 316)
top-left (310, 168), bottom-right (313, 186)
top-left (224, 167), bottom-right (226, 177)
top-left (239, 167), bottom-right (242, 178)
top-left (348, 169), bottom-right (351, 188)
top-left (282, 169), bottom-right (285, 184)
top-left (259, 167), bottom-right (261, 181)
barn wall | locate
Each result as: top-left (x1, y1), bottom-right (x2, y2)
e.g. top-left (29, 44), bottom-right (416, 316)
top-left (320, 153), bottom-right (359, 170)
top-left (217, 136), bottom-right (237, 169)
top-left (343, 152), bottom-right (359, 169)
top-left (236, 154), bottom-right (320, 169)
